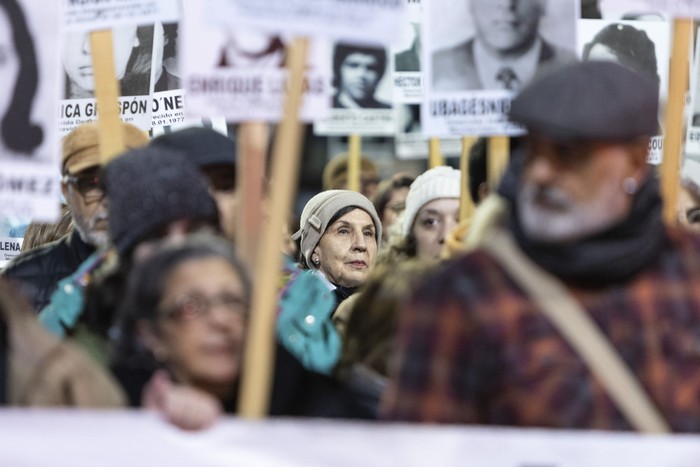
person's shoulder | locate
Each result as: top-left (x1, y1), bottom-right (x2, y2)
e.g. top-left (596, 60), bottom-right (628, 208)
top-left (411, 249), bottom-right (505, 305)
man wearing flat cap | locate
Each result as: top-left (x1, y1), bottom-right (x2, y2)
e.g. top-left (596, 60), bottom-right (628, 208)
top-left (2, 122), bottom-right (148, 312)
top-left (383, 61), bottom-right (700, 432)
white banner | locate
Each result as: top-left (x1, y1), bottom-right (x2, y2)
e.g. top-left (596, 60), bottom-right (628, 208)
top-left (203, 0), bottom-right (405, 44)
top-left (0, 409), bottom-right (699, 466)
top-left (1, 0), bottom-right (62, 223)
top-left (62, 0), bottom-right (179, 31)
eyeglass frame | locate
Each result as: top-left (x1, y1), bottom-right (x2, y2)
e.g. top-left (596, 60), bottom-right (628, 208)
top-left (62, 172), bottom-right (106, 203)
top-left (158, 291), bottom-right (249, 323)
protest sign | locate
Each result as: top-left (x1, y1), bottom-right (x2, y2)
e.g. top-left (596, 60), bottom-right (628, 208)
top-left (0, 0), bottom-right (62, 223)
top-left (62, 0), bottom-right (178, 31)
top-left (150, 20), bottom-right (188, 132)
top-left (313, 41), bottom-right (395, 136)
top-left (181, 1), bottom-right (330, 123)
top-left (599, 0), bottom-right (700, 19)
top-left (578, 18), bottom-right (671, 164)
top-left (204, 0), bottom-right (404, 44)
top-left (58, 22), bottom-right (155, 134)
top-left (390, 0), bottom-right (461, 159)
top-left (421, 0), bottom-right (577, 138)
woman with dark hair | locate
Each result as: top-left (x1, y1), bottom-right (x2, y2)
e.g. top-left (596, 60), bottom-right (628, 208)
top-left (332, 42), bottom-right (390, 109)
top-left (111, 233), bottom-right (250, 425)
top-left (371, 172), bottom-right (414, 243)
top-left (0, 0), bottom-right (43, 155)
top-left (582, 23), bottom-right (660, 87)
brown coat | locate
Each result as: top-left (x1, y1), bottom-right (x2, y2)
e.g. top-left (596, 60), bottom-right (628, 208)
top-left (3, 284), bottom-right (125, 407)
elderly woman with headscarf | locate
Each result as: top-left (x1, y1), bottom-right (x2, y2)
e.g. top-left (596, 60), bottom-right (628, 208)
top-left (269, 190), bottom-right (382, 420)
top-left (292, 189), bottom-right (382, 306)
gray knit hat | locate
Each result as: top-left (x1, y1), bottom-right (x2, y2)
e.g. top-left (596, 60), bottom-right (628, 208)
top-left (292, 189), bottom-right (382, 266)
top-left (402, 166), bottom-right (461, 237)
top-left (104, 145), bottom-right (220, 256)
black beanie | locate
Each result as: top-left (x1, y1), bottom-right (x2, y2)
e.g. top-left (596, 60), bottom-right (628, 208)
top-left (104, 145), bottom-right (220, 256)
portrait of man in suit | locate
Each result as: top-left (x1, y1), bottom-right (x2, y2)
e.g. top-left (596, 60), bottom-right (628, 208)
top-left (432, 0), bottom-right (576, 92)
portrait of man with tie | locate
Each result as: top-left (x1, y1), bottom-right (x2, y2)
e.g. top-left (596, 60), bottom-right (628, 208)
top-left (431, 0), bottom-right (576, 92)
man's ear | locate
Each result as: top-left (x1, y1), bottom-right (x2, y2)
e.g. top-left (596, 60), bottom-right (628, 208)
top-left (627, 138), bottom-right (651, 180)
top-left (61, 182), bottom-right (69, 200)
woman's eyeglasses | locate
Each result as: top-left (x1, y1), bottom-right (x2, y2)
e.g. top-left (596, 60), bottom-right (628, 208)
top-left (159, 292), bottom-right (248, 322)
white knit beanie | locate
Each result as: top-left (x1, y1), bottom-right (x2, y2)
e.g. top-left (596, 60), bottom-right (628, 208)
top-left (402, 166), bottom-right (461, 237)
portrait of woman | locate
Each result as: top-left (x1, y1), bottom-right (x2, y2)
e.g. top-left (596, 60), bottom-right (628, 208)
top-left (0, 0), bottom-right (43, 156)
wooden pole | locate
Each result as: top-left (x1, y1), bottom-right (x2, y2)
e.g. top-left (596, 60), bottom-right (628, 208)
top-left (236, 122), bottom-right (269, 270)
top-left (487, 136), bottom-right (509, 186)
top-left (237, 38), bottom-right (309, 418)
top-left (661, 18), bottom-right (692, 224)
top-left (428, 138), bottom-right (445, 168)
top-left (347, 134), bottom-right (362, 192)
top-left (90, 30), bottom-right (124, 163)
top-left (459, 137), bottom-right (477, 223)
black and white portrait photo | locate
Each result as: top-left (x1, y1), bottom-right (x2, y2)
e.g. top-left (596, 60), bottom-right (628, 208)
top-left (154, 22), bottom-right (182, 92)
top-left (429, 0), bottom-right (577, 92)
top-left (0, 0), bottom-right (43, 158)
top-left (62, 23), bottom-right (154, 99)
top-left (394, 22), bottom-right (421, 73)
top-left (332, 42), bottom-right (392, 109)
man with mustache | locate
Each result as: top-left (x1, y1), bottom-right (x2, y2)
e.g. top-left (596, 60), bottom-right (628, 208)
top-left (2, 122), bottom-right (148, 311)
top-left (432, 0), bottom-right (575, 92)
top-left (383, 61), bottom-right (700, 432)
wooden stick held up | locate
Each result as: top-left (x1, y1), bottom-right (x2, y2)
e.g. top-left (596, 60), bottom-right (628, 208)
top-left (237, 38), bottom-right (310, 419)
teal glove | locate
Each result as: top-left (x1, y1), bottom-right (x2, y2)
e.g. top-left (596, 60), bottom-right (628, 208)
top-left (276, 269), bottom-right (341, 375)
top-left (38, 250), bottom-right (106, 337)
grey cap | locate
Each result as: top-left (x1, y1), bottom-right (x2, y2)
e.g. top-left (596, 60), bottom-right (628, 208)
top-left (292, 190), bottom-right (382, 267)
top-left (510, 61), bottom-right (659, 142)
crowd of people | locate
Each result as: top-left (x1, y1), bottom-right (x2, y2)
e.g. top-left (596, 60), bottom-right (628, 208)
top-left (4, 52), bottom-right (700, 437)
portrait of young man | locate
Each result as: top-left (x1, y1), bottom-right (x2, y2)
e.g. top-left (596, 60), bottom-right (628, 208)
top-left (332, 42), bottom-right (391, 109)
top-left (431, 0), bottom-right (576, 92)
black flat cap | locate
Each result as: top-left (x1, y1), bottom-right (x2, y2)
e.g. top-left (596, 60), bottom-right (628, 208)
top-left (509, 61), bottom-right (659, 141)
top-left (151, 127), bottom-right (236, 168)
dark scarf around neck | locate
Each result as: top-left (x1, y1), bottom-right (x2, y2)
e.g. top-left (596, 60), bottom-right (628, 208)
top-left (508, 174), bottom-right (666, 287)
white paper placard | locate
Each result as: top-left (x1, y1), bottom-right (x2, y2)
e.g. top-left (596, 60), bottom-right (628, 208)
top-left (58, 23), bottom-right (157, 134)
top-left (578, 18), bottom-right (672, 164)
top-left (63, 0), bottom-right (179, 31)
top-left (1, 0), bottom-right (62, 223)
top-left (421, 0), bottom-right (578, 138)
top-left (182, 1), bottom-right (331, 123)
top-left (203, 0), bottom-right (405, 44)
top-left (600, 0), bottom-right (700, 19)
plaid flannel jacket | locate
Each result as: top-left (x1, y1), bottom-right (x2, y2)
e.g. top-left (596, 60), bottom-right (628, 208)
top-left (382, 227), bottom-right (700, 432)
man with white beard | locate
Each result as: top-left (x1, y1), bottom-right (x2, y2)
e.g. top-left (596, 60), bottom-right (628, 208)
top-left (2, 122), bottom-right (148, 311)
top-left (383, 61), bottom-right (700, 432)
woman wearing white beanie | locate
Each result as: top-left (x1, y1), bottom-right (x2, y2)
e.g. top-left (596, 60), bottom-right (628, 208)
top-left (398, 165), bottom-right (461, 260)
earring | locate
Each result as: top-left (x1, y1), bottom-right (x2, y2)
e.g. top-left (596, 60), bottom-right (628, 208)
top-left (313, 257), bottom-right (320, 265)
top-left (622, 177), bottom-right (638, 195)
